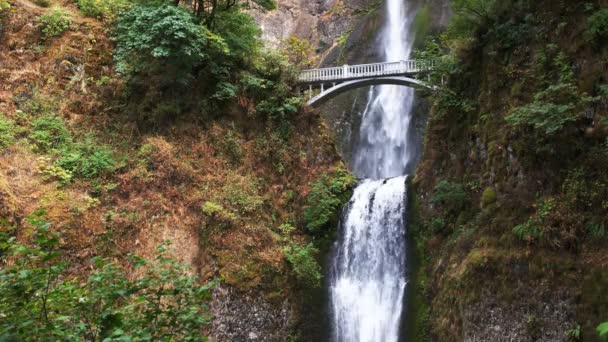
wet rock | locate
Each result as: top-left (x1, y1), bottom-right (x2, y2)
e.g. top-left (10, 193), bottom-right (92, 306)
top-left (211, 284), bottom-right (291, 342)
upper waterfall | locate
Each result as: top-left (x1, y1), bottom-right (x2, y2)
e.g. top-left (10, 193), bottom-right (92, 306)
top-left (352, 0), bottom-right (418, 179)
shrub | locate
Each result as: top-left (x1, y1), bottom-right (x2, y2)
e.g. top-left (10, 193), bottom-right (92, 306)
top-left (213, 10), bottom-right (261, 62)
top-left (432, 180), bottom-right (468, 214)
top-left (37, 156), bottom-right (73, 186)
top-left (281, 35), bottom-right (317, 68)
top-left (303, 167), bottom-right (356, 235)
top-left (39, 8), bottom-right (71, 39)
top-left (506, 50), bottom-right (597, 136)
top-left (587, 9), bottom-right (608, 44)
top-left (598, 322), bottom-right (608, 340)
top-left (278, 223), bottom-right (295, 236)
top-left (283, 242), bottom-right (322, 288)
top-left (586, 223), bottom-right (606, 241)
top-left (0, 0), bottom-right (10, 13)
top-left (512, 198), bottom-right (555, 244)
top-left (113, 5), bottom-right (223, 81)
top-left (201, 201), bottom-right (236, 229)
top-left (0, 212), bottom-right (215, 340)
top-left (29, 115), bottom-right (72, 152)
top-left (0, 114), bottom-right (15, 150)
top-left (430, 217), bottom-right (447, 234)
top-left (447, 0), bottom-right (497, 40)
top-left (57, 142), bottom-right (116, 179)
top-left (76, 0), bottom-right (129, 20)
top-left (566, 324), bottom-right (581, 342)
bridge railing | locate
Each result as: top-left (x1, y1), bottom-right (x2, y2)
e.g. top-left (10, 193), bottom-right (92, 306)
top-left (297, 59), bottom-right (435, 83)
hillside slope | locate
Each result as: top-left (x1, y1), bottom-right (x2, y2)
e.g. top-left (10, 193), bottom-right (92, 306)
top-left (0, 0), bottom-right (350, 339)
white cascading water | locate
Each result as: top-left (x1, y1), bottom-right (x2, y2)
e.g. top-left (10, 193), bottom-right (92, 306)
top-left (330, 0), bottom-right (417, 341)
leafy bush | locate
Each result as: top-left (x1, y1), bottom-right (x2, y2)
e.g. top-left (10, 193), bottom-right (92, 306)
top-left (565, 324), bottom-right (581, 341)
top-left (447, 0), bottom-right (497, 39)
top-left (113, 5), bottom-right (223, 81)
top-left (29, 115), bottom-right (72, 152)
top-left (201, 201), bottom-right (236, 229)
top-left (598, 321), bottom-right (608, 340)
top-left (303, 167), bottom-right (356, 235)
top-left (0, 0), bottom-right (10, 12)
top-left (76, 0), bottom-right (129, 20)
top-left (283, 242), bottom-right (322, 288)
top-left (57, 141), bottom-right (116, 179)
top-left (30, 118), bottom-right (115, 180)
top-left (37, 156), bottom-right (73, 186)
top-left (213, 10), bottom-right (261, 62)
top-left (430, 217), bottom-right (447, 234)
top-left (432, 180), bottom-right (468, 214)
top-left (0, 114), bottom-right (15, 150)
top-left (0, 212), bottom-right (215, 340)
top-left (587, 9), bottom-right (608, 44)
top-left (506, 50), bottom-right (597, 135)
top-left (39, 8), bottom-right (71, 39)
top-left (281, 35), bottom-right (317, 68)
top-left (512, 198), bottom-right (555, 243)
top-left (586, 223), bottom-right (607, 241)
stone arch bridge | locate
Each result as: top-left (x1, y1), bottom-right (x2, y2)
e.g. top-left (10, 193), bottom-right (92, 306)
top-left (297, 60), bottom-right (438, 107)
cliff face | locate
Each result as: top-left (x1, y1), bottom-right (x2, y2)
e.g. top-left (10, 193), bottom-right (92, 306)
top-left (411, 1), bottom-right (608, 340)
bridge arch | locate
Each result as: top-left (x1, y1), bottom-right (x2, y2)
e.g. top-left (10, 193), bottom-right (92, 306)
top-left (306, 76), bottom-right (435, 107)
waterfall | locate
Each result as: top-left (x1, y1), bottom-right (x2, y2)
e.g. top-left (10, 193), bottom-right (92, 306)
top-left (329, 0), bottom-right (418, 340)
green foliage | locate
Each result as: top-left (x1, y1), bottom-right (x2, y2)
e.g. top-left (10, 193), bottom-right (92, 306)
top-left (57, 139), bottom-right (116, 179)
top-left (586, 222), bottom-right (606, 241)
top-left (220, 180), bottom-right (264, 215)
top-left (277, 223), bottom-right (295, 236)
top-left (37, 156), bottom-right (73, 186)
top-left (0, 212), bottom-right (215, 340)
top-left (30, 117), bottom-right (115, 181)
top-left (113, 5), bottom-right (220, 80)
top-left (0, 0), bottom-right (10, 13)
top-left (430, 217), bottom-right (447, 234)
top-left (0, 114), bottom-right (15, 150)
top-left (303, 167), bottom-right (356, 235)
top-left (283, 242), bottom-right (322, 288)
top-left (201, 201), bottom-right (236, 229)
top-left (76, 0), bottom-right (129, 20)
top-left (512, 198), bottom-right (555, 243)
top-left (506, 50), bottom-right (597, 135)
top-left (281, 35), bottom-right (317, 68)
top-left (598, 321), bottom-right (608, 340)
top-left (566, 324), bottom-right (581, 341)
top-left (239, 51), bottom-right (302, 123)
top-left (447, 0), bottom-right (496, 39)
top-left (213, 10), bottom-right (261, 62)
top-left (587, 9), bottom-right (608, 44)
top-left (432, 180), bottom-right (468, 214)
top-left (29, 115), bottom-right (72, 152)
top-left (39, 8), bottom-right (71, 39)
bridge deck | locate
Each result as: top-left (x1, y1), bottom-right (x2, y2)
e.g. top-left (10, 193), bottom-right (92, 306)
top-left (297, 60), bottom-right (434, 84)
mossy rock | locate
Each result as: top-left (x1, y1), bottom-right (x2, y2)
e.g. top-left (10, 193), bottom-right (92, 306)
top-left (481, 187), bottom-right (497, 207)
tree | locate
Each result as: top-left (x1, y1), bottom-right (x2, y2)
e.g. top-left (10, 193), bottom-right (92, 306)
top-left (113, 4), bottom-right (226, 83)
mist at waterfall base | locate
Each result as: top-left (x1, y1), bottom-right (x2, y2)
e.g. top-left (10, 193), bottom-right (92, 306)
top-left (328, 0), bottom-right (419, 341)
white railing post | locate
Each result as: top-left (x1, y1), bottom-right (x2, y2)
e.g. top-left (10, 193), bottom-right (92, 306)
top-left (343, 64), bottom-right (349, 79)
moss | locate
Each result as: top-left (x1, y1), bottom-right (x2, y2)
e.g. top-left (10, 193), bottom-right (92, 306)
top-left (480, 187), bottom-right (497, 207)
